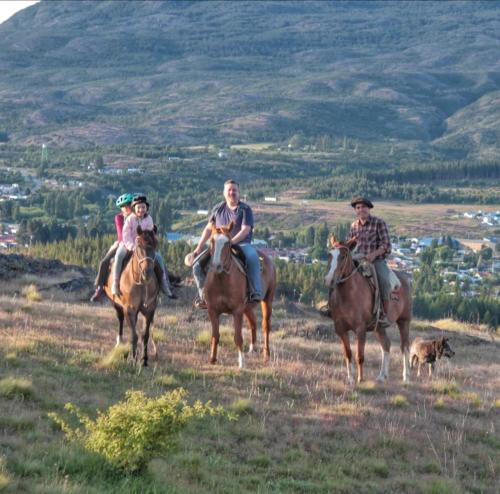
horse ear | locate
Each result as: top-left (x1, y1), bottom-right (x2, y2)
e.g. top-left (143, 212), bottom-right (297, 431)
top-left (153, 224), bottom-right (158, 234)
top-left (226, 221), bottom-right (234, 234)
top-left (328, 234), bottom-right (337, 248)
top-left (137, 225), bottom-right (143, 235)
top-left (346, 237), bottom-right (357, 250)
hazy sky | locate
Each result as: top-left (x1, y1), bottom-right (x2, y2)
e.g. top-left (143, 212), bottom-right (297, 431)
top-left (0, 1), bottom-right (39, 24)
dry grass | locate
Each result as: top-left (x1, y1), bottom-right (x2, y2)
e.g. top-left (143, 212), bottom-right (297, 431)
top-left (0, 291), bottom-right (498, 493)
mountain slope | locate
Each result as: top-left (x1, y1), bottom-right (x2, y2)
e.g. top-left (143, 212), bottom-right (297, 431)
top-left (0, 0), bottom-right (499, 152)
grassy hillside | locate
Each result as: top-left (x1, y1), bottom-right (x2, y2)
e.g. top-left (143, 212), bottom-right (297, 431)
top-left (0, 1), bottom-right (499, 156)
top-left (0, 275), bottom-right (498, 493)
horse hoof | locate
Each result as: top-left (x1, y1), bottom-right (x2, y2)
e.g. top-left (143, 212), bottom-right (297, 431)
top-left (376, 374), bottom-right (387, 383)
top-left (210, 358), bottom-right (217, 365)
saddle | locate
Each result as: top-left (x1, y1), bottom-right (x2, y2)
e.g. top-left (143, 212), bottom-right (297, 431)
top-left (355, 260), bottom-right (402, 318)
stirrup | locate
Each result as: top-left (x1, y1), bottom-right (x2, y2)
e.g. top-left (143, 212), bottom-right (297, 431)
top-left (318, 304), bottom-right (331, 318)
top-left (193, 297), bottom-right (207, 310)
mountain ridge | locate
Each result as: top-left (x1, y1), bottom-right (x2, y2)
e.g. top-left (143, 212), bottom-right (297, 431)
top-left (0, 0), bottom-right (499, 155)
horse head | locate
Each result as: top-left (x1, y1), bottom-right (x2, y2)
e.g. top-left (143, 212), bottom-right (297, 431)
top-left (135, 226), bottom-right (157, 283)
top-left (324, 235), bottom-right (357, 287)
top-left (210, 221), bottom-right (234, 274)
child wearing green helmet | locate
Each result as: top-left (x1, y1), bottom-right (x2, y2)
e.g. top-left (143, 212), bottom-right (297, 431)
top-left (90, 193), bottom-right (135, 302)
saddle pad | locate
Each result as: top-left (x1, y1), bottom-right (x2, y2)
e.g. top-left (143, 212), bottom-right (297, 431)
top-left (389, 270), bottom-right (401, 291)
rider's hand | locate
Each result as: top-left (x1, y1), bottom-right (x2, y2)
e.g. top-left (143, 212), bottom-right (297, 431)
top-left (365, 252), bottom-right (377, 263)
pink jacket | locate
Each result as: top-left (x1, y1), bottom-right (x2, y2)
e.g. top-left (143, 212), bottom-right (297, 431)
top-left (122, 214), bottom-right (154, 251)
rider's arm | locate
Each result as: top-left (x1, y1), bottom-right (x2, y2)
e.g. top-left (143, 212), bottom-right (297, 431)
top-left (231, 225), bottom-right (251, 245)
top-left (193, 222), bottom-right (213, 255)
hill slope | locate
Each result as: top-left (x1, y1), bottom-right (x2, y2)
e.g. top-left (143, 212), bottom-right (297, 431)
top-left (0, 0), bottom-right (499, 155)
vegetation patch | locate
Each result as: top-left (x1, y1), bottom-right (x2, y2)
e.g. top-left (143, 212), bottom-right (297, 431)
top-left (431, 380), bottom-right (461, 398)
top-left (390, 394), bottom-right (409, 407)
top-left (229, 398), bottom-right (254, 416)
top-left (21, 284), bottom-right (42, 302)
top-left (96, 344), bottom-right (129, 371)
top-left (49, 388), bottom-right (230, 473)
top-left (155, 374), bottom-right (178, 387)
top-left (0, 377), bottom-right (34, 399)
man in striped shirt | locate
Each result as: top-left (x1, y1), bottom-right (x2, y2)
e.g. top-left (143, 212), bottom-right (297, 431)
top-left (348, 197), bottom-right (393, 327)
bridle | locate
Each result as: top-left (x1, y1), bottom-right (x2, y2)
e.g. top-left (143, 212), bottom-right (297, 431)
top-left (132, 243), bottom-right (155, 286)
top-left (330, 245), bottom-right (361, 286)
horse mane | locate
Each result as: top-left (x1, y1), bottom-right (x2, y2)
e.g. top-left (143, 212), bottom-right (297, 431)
top-left (136, 228), bottom-right (158, 250)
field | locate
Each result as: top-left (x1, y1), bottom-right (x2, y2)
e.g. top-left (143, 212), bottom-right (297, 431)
top-left (0, 277), bottom-right (498, 494)
top-left (253, 195), bottom-right (500, 239)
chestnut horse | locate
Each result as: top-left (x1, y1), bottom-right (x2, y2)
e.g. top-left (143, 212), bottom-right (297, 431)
top-left (324, 236), bottom-right (412, 384)
top-left (204, 223), bottom-right (276, 368)
top-left (103, 227), bottom-right (160, 366)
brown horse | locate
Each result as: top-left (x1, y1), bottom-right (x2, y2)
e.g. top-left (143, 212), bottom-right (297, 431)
top-left (324, 235), bottom-right (412, 384)
top-left (103, 227), bottom-right (159, 366)
top-left (204, 223), bottom-right (276, 368)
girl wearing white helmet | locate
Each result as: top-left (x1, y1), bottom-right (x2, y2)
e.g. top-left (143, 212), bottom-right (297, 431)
top-left (111, 195), bottom-right (176, 299)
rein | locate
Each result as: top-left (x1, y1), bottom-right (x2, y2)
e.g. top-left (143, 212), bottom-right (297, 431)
top-left (131, 247), bottom-right (155, 307)
top-left (332, 246), bottom-right (362, 285)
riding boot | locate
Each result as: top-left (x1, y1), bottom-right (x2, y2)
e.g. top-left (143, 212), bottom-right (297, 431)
top-left (155, 264), bottom-right (177, 299)
top-left (378, 300), bottom-right (392, 328)
top-left (194, 288), bottom-right (207, 309)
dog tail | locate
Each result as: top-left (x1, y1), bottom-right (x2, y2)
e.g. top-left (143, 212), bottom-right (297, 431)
top-left (409, 354), bottom-right (417, 369)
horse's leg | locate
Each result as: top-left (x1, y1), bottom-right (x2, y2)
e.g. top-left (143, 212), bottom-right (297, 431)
top-left (261, 299), bottom-right (272, 361)
top-left (142, 310), bottom-right (155, 367)
top-left (125, 308), bottom-right (139, 362)
top-left (337, 330), bottom-right (354, 385)
top-left (397, 319), bottom-right (411, 383)
top-left (208, 309), bottom-right (220, 365)
top-left (114, 304), bottom-right (125, 346)
top-left (244, 308), bottom-right (257, 353)
top-left (233, 311), bottom-right (245, 369)
top-left (355, 330), bottom-right (367, 384)
top-left (374, 326), bottom-right (391, 382)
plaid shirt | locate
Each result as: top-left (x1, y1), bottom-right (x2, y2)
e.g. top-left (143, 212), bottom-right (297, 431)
top-left (348, 215), bottom-right (391, 259)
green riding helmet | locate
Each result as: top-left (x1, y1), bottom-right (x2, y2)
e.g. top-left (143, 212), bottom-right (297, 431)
top-left (115, 193), bottom-right (134, 208)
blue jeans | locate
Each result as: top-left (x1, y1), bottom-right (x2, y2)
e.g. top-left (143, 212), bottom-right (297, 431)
top-left (238, 243), bottom-right (262, 299)
top-left (192, 244), bottom-right (262, 299)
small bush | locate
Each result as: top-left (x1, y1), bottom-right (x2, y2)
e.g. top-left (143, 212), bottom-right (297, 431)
top-left (424, 478), bottom-right (462, 494)
top-left (494, 398), bottom-right (500, 409)
top-left (0, 377), bottom-right (34, 399)
top-left (0, 456), bottom-right (10, 491)
top-left (434, 398), bottom-right (446, 410)
top-left (431, 381), bottom-right (460, 398)
top-left (464, 392), bottom-right (482, 408)
top-left (155, 374), bottom-right (178, 387)
top-left (390, 394), bottom-right (408, 407)
top-left (195, 326), bottom-right (233, 346)
top-left (97, 344), bottom-right (129, 370)
top-left (21, 284), bottom-right (42, 302)
top-left (229, 398), bottom-right (254, 416)
top-left (49, 388), bottom-right (230, 473)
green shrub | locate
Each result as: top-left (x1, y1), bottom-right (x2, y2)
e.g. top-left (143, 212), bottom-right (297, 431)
top-left (390, 394), bottom-right (408, 407)
top-left (0, 377), bottom-right (34, 399)
top-left (21, 284), bottom-right (42, 302)
top-left (49, 388), bottom-right (230, 473)
top-left (229, 398), bottom-right (254, 416)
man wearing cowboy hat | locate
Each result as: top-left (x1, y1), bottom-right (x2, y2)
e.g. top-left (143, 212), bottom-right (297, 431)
top-left (348, 197), bottom-right (393, 327)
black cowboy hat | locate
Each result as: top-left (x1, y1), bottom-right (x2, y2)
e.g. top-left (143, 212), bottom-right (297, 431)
top-left (350, 197), bottom-right (373, 209)
top-left (131, 195), bottom-right (150, 209)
